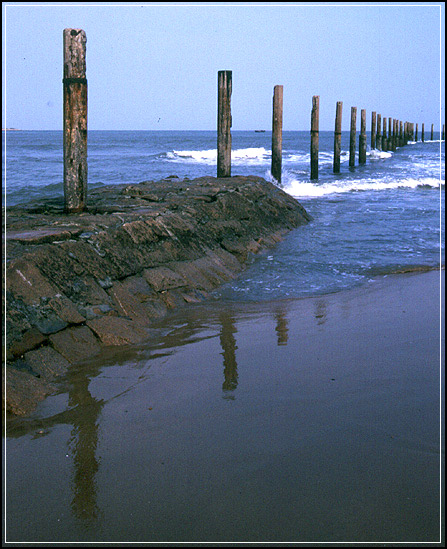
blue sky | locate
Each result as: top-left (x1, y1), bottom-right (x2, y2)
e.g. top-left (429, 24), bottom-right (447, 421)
top-left (2, 2), bottom-right (445, 131)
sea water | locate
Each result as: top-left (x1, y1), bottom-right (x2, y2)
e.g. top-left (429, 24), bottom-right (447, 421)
top-left (2, 130), bottom-right (444, 300)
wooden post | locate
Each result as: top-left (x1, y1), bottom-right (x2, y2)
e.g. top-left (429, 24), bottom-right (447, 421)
top-left (371, 111), bottom-right (376, 149)
top-left (442, 124), bottom-right (445, 141)
top-left (271, 85), bottom-right (283, 183)
top-left (63, 28), bottom-right (87, 214)
top-left (376, 114), bottom-right (382, 151)
top-left (310, 95), bottom-right (319, 180)
top-left (333, 101), bottom-right (343, 174)
top-left (415, 123), bottom-right (418, 142)
top-left (217, 70), bottom-right (232, 178)
top-left (394, 119), bottom-right (398, 150)
top-left (349, 106), bottom-right (357, 167)
top-left (382, 117), bottom-right (387, 152)
top-left (388, 117), bottom-right (393, 150)
top-left (422, 123), bottom-right (425, 142)
top-left (431, 124), bottom-right (434, 141)
top-left (359, 109), bottom-right (367, 164)
top-left (400, 121), bottom-right (404, 146)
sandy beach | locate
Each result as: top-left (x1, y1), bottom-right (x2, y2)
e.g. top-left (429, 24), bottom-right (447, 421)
top-left (5, 269), bottom-right (444, 544)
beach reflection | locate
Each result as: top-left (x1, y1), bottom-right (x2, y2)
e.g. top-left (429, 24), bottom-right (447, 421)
top-left (67, 368), bottom-right (103, 525)
top-left (274, 310), bottom-right (289, 345)
top-left (219, 313), bottom-right (238, 399)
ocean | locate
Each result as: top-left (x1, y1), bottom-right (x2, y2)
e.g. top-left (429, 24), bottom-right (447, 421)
top-left (3, 129), bottom-right (444, 300)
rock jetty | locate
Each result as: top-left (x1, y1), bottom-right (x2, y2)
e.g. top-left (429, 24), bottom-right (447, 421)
top-left (3, 175), bottom-right (310, 416)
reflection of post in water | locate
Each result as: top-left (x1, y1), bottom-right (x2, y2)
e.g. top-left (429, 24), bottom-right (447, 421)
top-left (315, 301), bottom-right (328, 326)
top-left (219, 314), bottom-right (238, 398)
top-left (68, 368), bottom-right (103, 524)
top-left (275, 311), bottom-right (289, 346)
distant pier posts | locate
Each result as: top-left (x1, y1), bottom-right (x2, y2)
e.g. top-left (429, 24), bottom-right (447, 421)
top-left (394, 119), bottom-right (398, 150)
top-left (422, 123), bottom-right (425, 142)
top-left (271, 85), bottom-right (283, 183)
top-left (415, 123), bottom-right (418, 142)
top-left (217, 70), bottom-right (232, 178)
top-left (376, 114), bottom-right (382, 150)
top-left (371, 111), bottom-right (376, 149)
top-left (359, 109), bottom-right (367, 164)
top-left (333, 101), bottom-right (343, 173)
top-left (382, 118), bottom-right (387, 152)
top-left (431, 124), bottom-right (434, 141)
top-left (400, 121), bottom-right (404, 146)
top-left (310, 96), bottom-right (320, 180)
top-left (63, 28), bottom-right (88, 214)
top-left (349, 107), bottom-right (357, 167)
top-left (388, 117), bottom-right (393, 150)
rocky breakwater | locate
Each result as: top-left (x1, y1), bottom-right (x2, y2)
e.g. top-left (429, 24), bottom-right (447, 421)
top-left (4, 175), bottom-right (311, 416)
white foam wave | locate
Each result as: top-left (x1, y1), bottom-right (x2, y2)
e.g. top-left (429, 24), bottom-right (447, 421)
top-left (167, 147), bottom-right (270, 164)
top-left (278, 173), bottom-right (444, 198)
top-left (368, 149), bottom-right (393, 159)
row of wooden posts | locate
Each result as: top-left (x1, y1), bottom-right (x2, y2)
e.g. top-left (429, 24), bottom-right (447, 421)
top-left (219, 70), bottom-right (444, 182)
top-left (63, 30), bottom-right (443, 214)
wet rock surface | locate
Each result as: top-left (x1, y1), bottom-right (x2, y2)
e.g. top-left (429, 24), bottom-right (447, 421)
top-left (3, 175), bottom-right (310, 416)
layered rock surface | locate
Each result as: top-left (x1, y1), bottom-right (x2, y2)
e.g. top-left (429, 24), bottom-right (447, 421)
top-left (3, 175), bottom-right (310, 416)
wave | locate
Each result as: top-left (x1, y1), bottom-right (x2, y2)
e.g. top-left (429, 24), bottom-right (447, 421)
top-left (166, 147), bottom-right (270, 165)
top-left (277, 173), bottom-right (444, 198)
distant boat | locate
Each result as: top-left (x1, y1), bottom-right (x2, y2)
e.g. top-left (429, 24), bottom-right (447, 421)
top-left (254, 130), bottom-right (266, 133)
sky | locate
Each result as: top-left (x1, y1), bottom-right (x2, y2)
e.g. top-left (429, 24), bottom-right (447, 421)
top-left (2, 2), bottom-right (445, 131)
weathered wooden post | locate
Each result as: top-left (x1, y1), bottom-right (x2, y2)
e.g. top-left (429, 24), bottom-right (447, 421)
top-left (310, 95), bottom-right (319, 180)
top-left (371, 111), bottom-right (376, 149)
top-left (431, 124), bottom-right (434, 141)
top-left (63, 28), bottom-right (87, 214)
top-left (422, 123), bottom-right (425, 142)
top-left (349, 107), bottom-right (357, 167)
top-left (388, 117), bottom-right (393, 150)
top-left (359, 109), bottom-right (367, 164)
top-left (415, 123), bottom-right (418, 142)
top-left (400, 121), bottom-right (404, 146)
top-left (442, 124), bottom-right (445, 141)
top-left (217, 70), bottom-right (232, 178)
top-left (333, 101), bottom-right (343, 174)
top-left (394, 119), bottom-right (398, 150)
top-left (376, 114), bottom-right (382, 151)
top-left (271, 85), bottom-right (283, 183)
top-left (382, 117), bottom-right (388, 152)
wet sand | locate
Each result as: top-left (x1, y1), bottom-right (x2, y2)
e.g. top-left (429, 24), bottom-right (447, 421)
top-left (4, 270), bottom-right (444, 544)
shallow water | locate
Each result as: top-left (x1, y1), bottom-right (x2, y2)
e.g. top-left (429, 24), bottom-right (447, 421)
top-left (5, 271), bottom-right (443, 543)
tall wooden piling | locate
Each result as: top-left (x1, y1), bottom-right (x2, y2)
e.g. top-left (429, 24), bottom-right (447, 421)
top-left (422, 123), bottom-right (425, 142)
top-left (310, 95), bottom-right (319, 180)
top-left (382, 117), bottom-right (387, 152)
top-left (388, 117), bottom-right (393, 150)
top-left (376, 114), bottom-right (382, 151)
top-left (371, 111), bottom-right (376, 149)
top-left (271, 85), bottom-right (283, 183)
top-left (359, 109), bottom-right (367, 164)
top-left (349, 107), bottom-right (357, 167)
top-left (442, 124), bottom-right (445, 141)
top-left (400, 121), bottom-right (404, 146)
top-left (431, 124), bottom-right (434, 141)
top-left (415, 123), bottom-right (418, 142)
top-left (394, 119), bottom-right (398, 150)
top-left (63, 28), bottom-right (88, 214)
top-left (217, 70), bottom-right (232, 178)
top-left (333, 101), bottom-right (343, 174)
